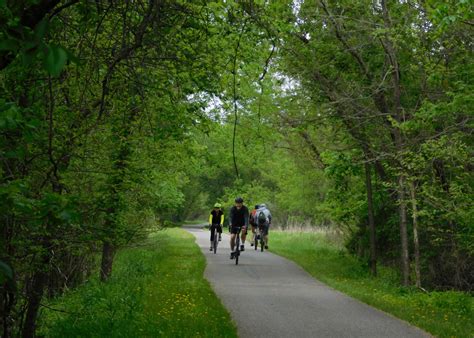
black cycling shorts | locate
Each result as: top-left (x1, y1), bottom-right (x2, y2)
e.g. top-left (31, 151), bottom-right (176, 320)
top-left (230, 226), bottom-right (244, 234)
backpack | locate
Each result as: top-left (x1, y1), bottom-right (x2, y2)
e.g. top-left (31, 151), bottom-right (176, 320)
top-left (257, 210), bottom-right (267, 225)
top-left (249, 210), bottom-right (257, 226)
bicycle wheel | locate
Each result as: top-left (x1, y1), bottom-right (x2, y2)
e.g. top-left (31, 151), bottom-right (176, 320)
top-left (235, 234), bottom-right (240, 265)
top-left (213, 232), bottom-right (217, 254)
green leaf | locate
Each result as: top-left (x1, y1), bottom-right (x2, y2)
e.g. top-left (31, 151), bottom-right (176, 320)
top-left (65, 48), bottom-right (80, 65)
top-left (34, 19), bottom-right (49, 41)
top-left (23, 40), bottom-right (38, 51)
top-left (44, 44), bottom-right (68, 76)
top-left (0, 261), bottom-right (13, 284)
top-left (21, 50), bottom-right (35, 66)
top-left (59, 210), bottom-right (72, 222)
top-left (0, 38), bottom-right (19, 51)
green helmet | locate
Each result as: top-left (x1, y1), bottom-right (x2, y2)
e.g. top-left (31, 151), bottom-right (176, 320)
top-left (214, 203), bottom-right (222, 208)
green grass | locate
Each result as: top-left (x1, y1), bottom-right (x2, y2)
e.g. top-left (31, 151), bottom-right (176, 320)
top-left (270, 231), bottom-right (473, 338)
top-left (38, 228), bottom-right (237, 337)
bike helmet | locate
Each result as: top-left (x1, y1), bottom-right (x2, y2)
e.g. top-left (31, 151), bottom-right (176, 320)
top-left (235, 197), bottom-right (244, 203)
top-left (214, 203), bottom-right (222, 208)
top-left (255, 204), bottom-right (260, 209)
top-left (260, 203), bottom-right (267, 208)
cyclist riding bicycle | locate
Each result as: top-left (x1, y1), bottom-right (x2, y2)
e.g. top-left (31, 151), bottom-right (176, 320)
top-left (249, 204), bottom-right (259, 247)
top-left (209, 203), bottom-right (224, 251)
top-left (254, 203), bottom-right (272, 249)
top-left (228, 197), bottom-right (249, 259)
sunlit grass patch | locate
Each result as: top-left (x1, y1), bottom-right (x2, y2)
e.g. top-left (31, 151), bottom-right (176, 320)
top-left (38, 228), bottom-right (237, 337)
top-left (270, 231), bottom-right (473, 338)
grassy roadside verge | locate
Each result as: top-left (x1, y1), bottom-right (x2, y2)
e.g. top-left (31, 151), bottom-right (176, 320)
top-left (270, 231), bottom-right (473, 338)
top-left (38, 228), bottom-right (237, 337)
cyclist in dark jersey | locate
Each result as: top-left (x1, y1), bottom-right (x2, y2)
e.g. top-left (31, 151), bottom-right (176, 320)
top-left (228, 197), bottom-right (249, 259)
top-left (208, 203), bottom-right (224, 251)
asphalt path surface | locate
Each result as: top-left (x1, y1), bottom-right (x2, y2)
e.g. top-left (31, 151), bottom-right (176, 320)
top-left (185, 225), bottom-right (430, 338)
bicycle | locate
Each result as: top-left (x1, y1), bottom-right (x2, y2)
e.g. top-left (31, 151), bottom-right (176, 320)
top-left (231, 226), bottom-right (241, 265)
top-left (254, 224), bottom-right (265, 252)
top-left (211, 224), bottom-right (221, 254)
top-left (254, 226), bottom-right (262, 252)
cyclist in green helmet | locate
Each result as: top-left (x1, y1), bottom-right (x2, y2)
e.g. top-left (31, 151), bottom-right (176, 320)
top-left (208, 203), bottom-right (224, 251)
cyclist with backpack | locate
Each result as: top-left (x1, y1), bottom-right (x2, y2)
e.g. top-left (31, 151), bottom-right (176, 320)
top-left (255, 204), bottom-right (272, 249)
top-left (228, 197), bottom-right (249, 259)
top-left (249, 204), bottom-right (259, 247)
top-left (209, 203), bottom-right (224, 251)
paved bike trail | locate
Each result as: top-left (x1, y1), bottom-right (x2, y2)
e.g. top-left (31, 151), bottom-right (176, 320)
top-left (185, 225), bottom-right (430, 338)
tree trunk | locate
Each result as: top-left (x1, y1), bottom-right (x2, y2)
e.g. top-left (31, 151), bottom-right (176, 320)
top-left (409, 181), bottom-right (421, 288)
top-left (365, 162), bottom-right (377, 276)
top-left (21, 244), bottom-right (50, 338)
top-left (398, 175), bottom-right (410, 286)
top-left (1, 215), bottom-right (15, 337)
top-left (433, 160), bottom-right (462, 287)
top-left (1, 274), bottom-right (15, 338)
top-left (100, 241), bottom-right (115, 282)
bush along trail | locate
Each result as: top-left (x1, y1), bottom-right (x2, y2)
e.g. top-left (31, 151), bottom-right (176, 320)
top-left (37, 228), bottom-right (237, 337)
top-left (269, 231), bottom-right (473, 338)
